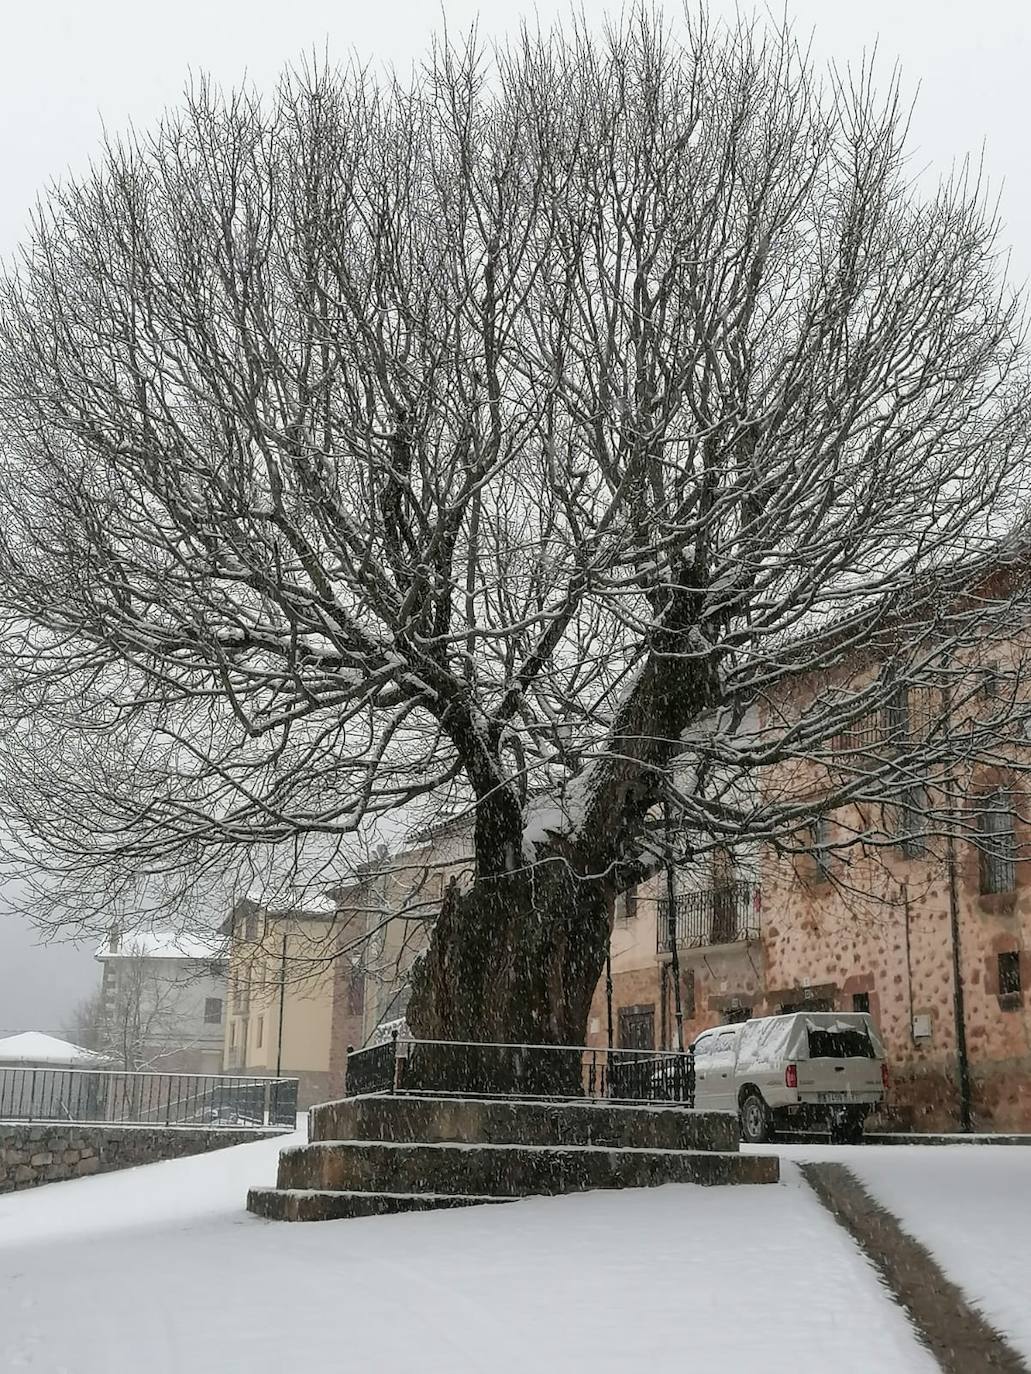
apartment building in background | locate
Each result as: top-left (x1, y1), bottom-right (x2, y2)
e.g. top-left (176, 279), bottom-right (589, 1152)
top-left (94, 930), bottom-right (228, 1074)
top-left (221, 813), bottom-right (475, 1107)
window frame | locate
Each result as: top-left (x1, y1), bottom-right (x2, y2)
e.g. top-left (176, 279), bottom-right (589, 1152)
top-left (203, 997), bottom-right (223, 1025)
top-left (998, 951), bottom-right (1022, 1001)
top-left (811, 814), bottom-right (833, 882)
top-left (893, 783), bottom-right (928, 858)
top-left (976, 789), bottom-right (1018, 896)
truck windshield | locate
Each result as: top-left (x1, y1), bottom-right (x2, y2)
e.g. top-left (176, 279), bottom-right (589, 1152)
top-left (806, 1025), bottom-right (875, 1059)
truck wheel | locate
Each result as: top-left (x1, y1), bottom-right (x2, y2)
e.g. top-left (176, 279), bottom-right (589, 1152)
top-left (739, 1090), bottom-right (772, 1144)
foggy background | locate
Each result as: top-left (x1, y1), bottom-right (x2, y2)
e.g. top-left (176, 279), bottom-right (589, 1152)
top-left (1, 0), bottom-right (1027, 1033)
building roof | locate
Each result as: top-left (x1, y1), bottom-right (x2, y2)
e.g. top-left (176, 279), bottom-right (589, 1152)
top-left (0, 1032), bottom-right (100, 1066)
top-left (95, 930), bottom-right (225, 962)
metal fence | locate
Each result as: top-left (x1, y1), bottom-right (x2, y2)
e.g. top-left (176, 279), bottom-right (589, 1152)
top-left (0, 1067), bottom-right (298, 1128)
top-left (345, 1035), bottom-right (694, 1107)
top-left (656, 881), bottom-right (761, 951)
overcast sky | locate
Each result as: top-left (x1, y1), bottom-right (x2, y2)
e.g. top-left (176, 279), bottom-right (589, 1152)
top-left (1, 0), bottom-right (1028, 1032)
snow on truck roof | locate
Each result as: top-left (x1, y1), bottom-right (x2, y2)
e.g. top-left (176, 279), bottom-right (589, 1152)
top-left (693, 1011), bottom-right (884, 1065)
top-left (698, 1012), bottom-right (874, 1034)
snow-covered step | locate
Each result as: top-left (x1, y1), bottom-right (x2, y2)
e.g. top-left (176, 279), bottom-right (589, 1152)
top-left (309, 1094), bottom-right (737, 1153)
top-left (247, 1187), bottom-right (512, 1222)
top-left (274, 1138), bottom-right (779, 1197)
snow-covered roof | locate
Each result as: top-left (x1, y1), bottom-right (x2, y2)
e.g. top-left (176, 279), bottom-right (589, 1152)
top-left (95, 930), bottom-right (225, 962)
top-left (0, 1032), bottom-right (101, 1066)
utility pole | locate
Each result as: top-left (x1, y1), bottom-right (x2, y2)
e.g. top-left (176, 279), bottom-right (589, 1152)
top-left (605, 942), bottom-right (614, 1052)
top-left (946, 825), bottom-right (973, 1131)
top-left (275, 931), bottom-right (287, 1078)
top-left (941, 661), bottom-right (972, 1132)
top-left (663, 797), bottom-right (685, 1053)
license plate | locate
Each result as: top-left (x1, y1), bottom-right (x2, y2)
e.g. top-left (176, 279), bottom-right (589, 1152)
top-left (816, 1091), bottom-right (850, 1103)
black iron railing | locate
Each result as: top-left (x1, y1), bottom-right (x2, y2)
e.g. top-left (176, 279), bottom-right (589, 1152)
top-left (0, 1068), bottom-right (298, 1128)
top-left (656, 881), bottom-right (761, 951)
top-left (345, 1035), bottom-right (694, 1107)
top-left (345, 1040), bottom-right (399, 1096)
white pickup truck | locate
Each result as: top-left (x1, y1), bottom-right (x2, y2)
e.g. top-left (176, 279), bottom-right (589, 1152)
top-left (692, 1011), bottom-right (888, 1144)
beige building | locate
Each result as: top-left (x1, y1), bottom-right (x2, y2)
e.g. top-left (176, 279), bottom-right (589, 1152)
top-left (222, 814), bottom-right (475, 1107)
top-left (221, 895), bottom-right (364, 1107)
top-left (357, 816), bottom-right (474, 1038)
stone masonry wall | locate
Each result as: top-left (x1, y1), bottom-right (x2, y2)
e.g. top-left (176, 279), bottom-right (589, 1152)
top-left (0, 1124), bottom-right (283, 1195)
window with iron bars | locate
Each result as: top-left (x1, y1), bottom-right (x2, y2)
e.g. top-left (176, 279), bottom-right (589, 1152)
top-left (891, 784), bottom-right (928, 858)
top-left (829, 684), bottom-right (936, 761)
top-left (998, 951), bottom-right (1022, 999)
top-left (977, 790), bottom-right (1017, 895)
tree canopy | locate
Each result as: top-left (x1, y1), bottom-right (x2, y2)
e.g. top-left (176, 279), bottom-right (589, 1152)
top-left (0, 13), bottom-right (1027, 1027)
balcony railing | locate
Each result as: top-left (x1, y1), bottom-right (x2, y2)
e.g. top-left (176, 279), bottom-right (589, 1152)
top-left (656, 881), bottom-right (761, 951)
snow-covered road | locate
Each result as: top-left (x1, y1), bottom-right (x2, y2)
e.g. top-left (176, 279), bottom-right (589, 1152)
top-left (755, 1141), bottom-right (1031, 1365)
top-left (0, 1128), bottom-right (937, 1374)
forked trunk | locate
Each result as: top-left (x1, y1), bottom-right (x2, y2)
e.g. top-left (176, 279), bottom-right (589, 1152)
top-left (406, 861), bottom-right (612, 1095)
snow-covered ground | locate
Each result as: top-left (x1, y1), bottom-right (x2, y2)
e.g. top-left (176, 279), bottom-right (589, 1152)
top-left (757, 1141), bottom-right (1031, 1364)
top-left (0, 1128), bottom-right (937, 1374)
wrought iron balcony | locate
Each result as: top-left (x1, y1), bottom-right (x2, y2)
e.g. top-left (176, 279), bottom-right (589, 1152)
top-left (656, 881), bottom-right (761, 952)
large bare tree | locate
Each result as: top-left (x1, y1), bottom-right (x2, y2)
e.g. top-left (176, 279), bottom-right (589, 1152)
top-left (0, 13), bottom-right (1028, 1049)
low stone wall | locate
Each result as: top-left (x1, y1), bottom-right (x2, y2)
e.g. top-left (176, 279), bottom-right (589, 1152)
top-left (0, 1123), bottom-right (285, 1195)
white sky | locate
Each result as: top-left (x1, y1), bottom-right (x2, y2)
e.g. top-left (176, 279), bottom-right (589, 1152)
top-left (1, 0), bottom-right (1028, 1027)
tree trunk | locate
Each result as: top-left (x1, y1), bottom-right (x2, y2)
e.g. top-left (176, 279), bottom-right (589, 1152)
top-left (406, 579), bottom-right (713, 1083)
top-left (406, 860), bottom-right (612, 1094)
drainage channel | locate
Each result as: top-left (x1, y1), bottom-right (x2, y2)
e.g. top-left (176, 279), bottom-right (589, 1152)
top-left (801, 1162), bottom-right (1028, 1374)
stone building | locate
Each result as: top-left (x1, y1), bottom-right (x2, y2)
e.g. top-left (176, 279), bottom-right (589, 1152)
top-left (588, 657), bottom-right (1031, 1133)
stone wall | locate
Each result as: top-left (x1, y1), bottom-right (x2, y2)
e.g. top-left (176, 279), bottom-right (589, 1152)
top-left (0, 1123), bottom-right (283, 1195)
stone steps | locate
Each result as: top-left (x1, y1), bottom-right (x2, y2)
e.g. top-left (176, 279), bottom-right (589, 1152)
top-left (247, 1091), bottom-right (779, 1222)
top-left (247, 1187), bottom-right (512, 1222)
top-left (274, 1137), bottom-right (778, 1197)
top-left (309, 1094), bottom-right (736, 1152)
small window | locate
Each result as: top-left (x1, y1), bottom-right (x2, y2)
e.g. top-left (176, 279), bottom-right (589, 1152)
top-left (245, 913), bottom-right (259, 942)
top-left (980, 662), bottom-right (1000, 699)
top-left (894, 785), bottom-right (927, 858)
top-left (346, 967), bottom-right (364, 1016)
top-left (616, 885), bottom-right (639, 923)
top-left (852, 992), bottom-right (871, 1015)
top-left (977, 791), bottom-right (1017, 895)
top-left (807, 1025), bottom-right (875, 1059)
top-left (998, 952), bottom-right (1022, 999)
top-left (204, 997), bottom-right (223, 1025)
top-left (230, 1020), bottom-right (238, 1048)
top-left (256, 1016), bottom-right (264, 1048)
top-left (618, 1005), bottom-right (655, 1051)
top-left (811, 816), bottom-right (833, 881)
